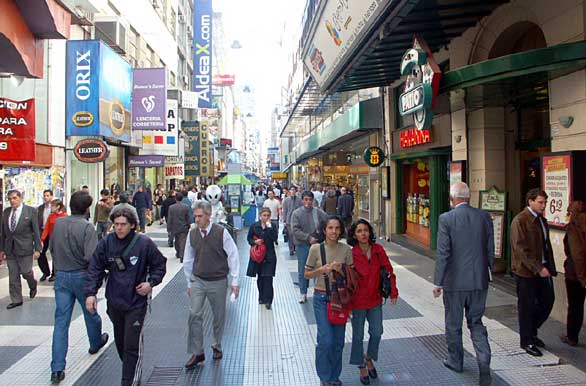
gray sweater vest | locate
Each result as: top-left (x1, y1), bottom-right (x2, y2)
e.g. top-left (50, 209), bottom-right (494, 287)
top-left (190, 223), bottom-right (229, 281)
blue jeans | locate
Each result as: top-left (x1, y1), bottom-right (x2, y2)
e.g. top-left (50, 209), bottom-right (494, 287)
top-left (137, 207), bottom-right (147, 231)
top-left (350, 305), bottom-right (383, 365)
top-left (297, 244), bottom-right (310, 295)
top-left (51, 270), bottom-right (103, 372)
top-left (313, 292), bottom-right (346, 383)
top-left (96, 221), bottom-right (109, 240)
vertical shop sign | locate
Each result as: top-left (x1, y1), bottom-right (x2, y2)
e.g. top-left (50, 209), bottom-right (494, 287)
top-left (0, 98), bottom-right (35, 161)
top-left (200, 121), bottom-right (211, 176)
top-left (184, 121), bottom-right (201, 176)
top-left (140, 99), bottom-right (179, 156)
top-left (132, 68), bottom-right (167, 131)
top-left (542, 154), bottom-right (572, 227)
top-left (66, 40), bottom-right (132, 142)
top-left (194, 0), bottom-right (213, 108)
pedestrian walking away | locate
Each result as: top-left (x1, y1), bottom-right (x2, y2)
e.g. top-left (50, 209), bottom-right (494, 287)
top-left (246, 207), bottom-right (278, 309)
top-left (41, 199), bottom-right (67, 282)
top-left (94, 189), bottom-right (113, 240)
top-left (291, 190), bottom-right (328, 303)
top-left (85, 207), bottom-right (167, 386)
top-left (561, 200), bottom-right (586, 347)
top-left (433, 182), bottom-right (494, 386)
top-left (282, 186), bottom-right (302, 256)
top-left (0, 189), bottom-right (41, 309)
top-left (167, 192), bottom-right (193, 263)
top-left (161, 190), bottom-right (177, 246)
top-left (348, 219), bottom-right (399, 385)
top-left (131, 185), bottom-right (152, 233)
top-left (336, 187), bottom-right (354, 231)
top-left (111, 192), bottom-right (140, 225)
top-left (49, 191), bottom-right (108, 384)
top-left (510, 188), bottom-right (557, 357)
top-left (37, 189), bottom-right (54, 281)
top-left (183, 200), bottom-right (240, 368)
top-left (304, 216), bottom-right (353, 386)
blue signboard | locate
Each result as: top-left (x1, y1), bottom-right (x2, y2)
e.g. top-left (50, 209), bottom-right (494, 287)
top-left (193, 0), bottom-right (212, 108)
top-left (66, 40), bottom-right (132, 142)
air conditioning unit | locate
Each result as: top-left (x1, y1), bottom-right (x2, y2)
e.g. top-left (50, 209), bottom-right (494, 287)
top-left (94, 18), bottom-right (127, 53)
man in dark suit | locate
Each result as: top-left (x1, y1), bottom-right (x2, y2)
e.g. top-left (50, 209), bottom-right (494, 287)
top-left (167, 192), bottom-right (193, 263)
top-left (510, 188), bottom-right (556, 357)
top-left (37, 189), bottom-right (54, 281)
top-left (0, 189), bottom-right (42, 309)
top-left (434, 182), bottom-right (494, 386)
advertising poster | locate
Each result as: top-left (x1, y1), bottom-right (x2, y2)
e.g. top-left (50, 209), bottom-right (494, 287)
top-left (184, 121), bottom-right (201, 176)
top-left (66, 40), bottom-right (132, 142)
top-left (3, 167), bottom-right (64, 207)
top-left (0, 98), bottom-right (35, 161)
top-left (132, 68), bottom-right (167, 131)
top-left (542, 154), bottom-right (572, 227)
top-left (193, 0), bottom-right (213, 108)
top-left (140, 99), bottom-right (179, 156)
top-left (490, 212), bottom-right (504, 258)
top-left (199, 121), bottom-right (212, 176)
top-left (164, 156), bottom-right (185, 179)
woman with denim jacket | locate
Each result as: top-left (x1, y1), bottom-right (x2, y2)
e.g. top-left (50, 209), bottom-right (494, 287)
top-left (348, 219), bottom-right (399, 385)
top-left (304, 216), bottom-right (353, 386)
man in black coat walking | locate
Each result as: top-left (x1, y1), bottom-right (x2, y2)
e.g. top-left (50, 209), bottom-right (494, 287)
top-left (167, 193), bottom-right (193, 262)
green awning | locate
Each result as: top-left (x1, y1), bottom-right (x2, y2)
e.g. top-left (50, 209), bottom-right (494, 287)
top-left (440, 41), bottom-right (586, 93)
top-left (217, 174), bottom-right (252, 185)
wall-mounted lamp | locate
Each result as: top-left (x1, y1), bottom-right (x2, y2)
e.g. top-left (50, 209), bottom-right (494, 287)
top-left (559, 116), bottom-right (574, 128)
top-left (454, 135), bottom-right (462, 143)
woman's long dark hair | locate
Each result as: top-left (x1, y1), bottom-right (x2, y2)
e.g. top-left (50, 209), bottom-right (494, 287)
top-left (347, 219), bottom-right (376, 246)
top-left (320, 215), bottom-right (346, 240)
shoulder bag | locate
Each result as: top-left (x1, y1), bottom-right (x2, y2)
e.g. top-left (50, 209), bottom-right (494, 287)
top-left (379, 249), bottom-right (393, 302)
top-left (320, 243), bottom-right (349, 325)
top-left (250, 235), bottom-right (266, 264)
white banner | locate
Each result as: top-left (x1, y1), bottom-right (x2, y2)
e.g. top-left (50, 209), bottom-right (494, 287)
top-left (303, 0), bottom-right (391, 90)
top-left (139, 99), bottom-right (179, 156)
top-left (164, 155), bottom-right (184, 179)
top-left (181, 90), bottom-right (198, 109)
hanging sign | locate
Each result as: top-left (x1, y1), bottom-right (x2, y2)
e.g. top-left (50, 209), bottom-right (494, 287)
top-left (399, 36), bottom-right (442, 132)
top-left (73, 139), bottom-right (110, 163)
top-left (363, 146), bottom-right (385, 167)
top-left (0, 97), bottom-right (36, 161)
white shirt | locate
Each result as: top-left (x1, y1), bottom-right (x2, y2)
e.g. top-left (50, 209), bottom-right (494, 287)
top-left (9, 204), bottom-right (24, 231)
top-left (527, 206), bottom-right (548, 263)
top-left (183, 223), bottom-right (240, 288)
top-left (263, 198), bottom-right (281, 220)
top-left (187, 191), bottom-right (199, 209)
top-left (42, 204), bottom-right (51, 227)
top-left (312, 190), bottom-right (324, 206)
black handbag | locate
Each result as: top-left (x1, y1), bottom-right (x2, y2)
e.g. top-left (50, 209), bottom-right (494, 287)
top-left (380, 266), bottom-right (393, 302)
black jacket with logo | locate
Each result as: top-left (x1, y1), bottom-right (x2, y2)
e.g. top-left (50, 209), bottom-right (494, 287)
top-left (85, 231), bottom-right (166, 311)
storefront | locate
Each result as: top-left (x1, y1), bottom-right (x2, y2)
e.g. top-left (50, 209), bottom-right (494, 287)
top-left (127, 155), bottom-right (165, 193)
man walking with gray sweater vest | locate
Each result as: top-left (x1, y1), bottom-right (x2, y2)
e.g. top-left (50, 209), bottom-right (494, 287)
top-left (183, 201), bottom-right (240, 368)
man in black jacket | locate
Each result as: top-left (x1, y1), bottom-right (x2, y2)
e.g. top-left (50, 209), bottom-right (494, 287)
top-left (336, 187), bottom-right (354, 231)
top-left (131, 185), bottom-right (152, 233)
top-left (161, 190), bottom-right (177, 247)
top-left (85, 207), bottom-right (166, 386)
top-left (167, 193), bottom-right (193, 262)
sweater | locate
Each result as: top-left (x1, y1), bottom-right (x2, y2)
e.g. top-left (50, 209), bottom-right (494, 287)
top-left (290, 206), bottom-right (328, 246)
top-left (50, 215), bottom-right (98, 272)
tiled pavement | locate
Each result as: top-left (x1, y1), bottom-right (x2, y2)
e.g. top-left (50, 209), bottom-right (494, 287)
top-left (1, 223), bottom-right (586, 385)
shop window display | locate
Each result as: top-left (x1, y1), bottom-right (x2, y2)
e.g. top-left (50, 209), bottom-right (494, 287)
top-left (3, 167), bottom-right (64, 207)
top-left (403, 159), bottom-right (431, 246)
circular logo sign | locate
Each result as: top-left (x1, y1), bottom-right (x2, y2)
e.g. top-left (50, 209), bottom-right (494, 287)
top-left (363, 146), bottom-right (385, 167)
top-left (109, 98), bottom-right (126, 136)
top-left (72, 111), bottom-right (94, 127)
top-left (73, 139), bottom-right (110, 163)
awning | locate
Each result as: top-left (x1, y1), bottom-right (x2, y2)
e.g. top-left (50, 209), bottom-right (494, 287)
top-left (217, 174), bottom-right (253, 185)
top-left (327, 0), bottom-right (510, 93)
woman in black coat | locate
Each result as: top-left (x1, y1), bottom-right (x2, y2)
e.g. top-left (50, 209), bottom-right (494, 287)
top-left (247, 207), bottom-right (278, 309)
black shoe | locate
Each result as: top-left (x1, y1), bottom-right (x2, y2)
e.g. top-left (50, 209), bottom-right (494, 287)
top-left (443, 359), bottom-right (463, 373)
top-left (265, 303), bottom-right (272, 310)
top-left (365, 358), bottom-right (378, 379)
top-left (40, 274), bottom-right (48, 282)
top-left (479, 367), bottom-right (492, 386)
top-left (6, 302), bottom-right (23, 310)
top-left (185, 353), bottom-right (205, 368)
top-left (521, 344), bottom-right (543, 357)
top-left (212, 346), bottom-right (223, 360)
top-left (89, 333), bottom-right (109, 354)
top-left (358, 366), bottom-right (370, 385)
top-left (50, 371), bottom-right (65, 384)
top-left (30, 284), bottom-right (38, 299)
top-left (48, 275), bottom-right (56, 282)
top-left (533, 337), bottom-right (545, 348)
top-left (289, 251), bottom-right (295, 256)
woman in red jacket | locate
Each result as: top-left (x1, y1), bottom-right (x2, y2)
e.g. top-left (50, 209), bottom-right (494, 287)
top-left (41, 199), bottom-right (67, 281)
top-left (348, 219), bottom-right (398, 385)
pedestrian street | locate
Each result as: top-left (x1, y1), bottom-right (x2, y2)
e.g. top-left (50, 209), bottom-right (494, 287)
top-left (0, 223), bottom-right (585, 386)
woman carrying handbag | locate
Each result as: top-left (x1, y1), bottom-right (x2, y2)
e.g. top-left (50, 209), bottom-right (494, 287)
top-left (347, 219), bottom-right (399, 385)
top-left (304, 216), bottom-right (353, 386)
top-left (246, 207), bottom-right (278, 309)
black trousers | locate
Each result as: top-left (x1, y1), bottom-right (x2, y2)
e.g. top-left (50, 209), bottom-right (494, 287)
top-left (107, 305), bottom-right (147, 386)
top-left (257, 276), bottom-right (274, 305)
top-left (38, 235), bottom-right (51, 276)
top-left (565, 278), bottom-right (586, 343)
top-left (515, 275), bottom-right (555, 347)
top-left (174, 232), bottom-right (188, 261)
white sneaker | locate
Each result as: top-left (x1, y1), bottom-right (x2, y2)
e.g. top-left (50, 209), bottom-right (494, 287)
top-left (299, 294), bottom-right (307, 304)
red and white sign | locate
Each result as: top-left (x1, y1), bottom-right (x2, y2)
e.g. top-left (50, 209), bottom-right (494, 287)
top-left (400, 128), bottom-right (431, 148)
top-left (164, 163), bottom-right (184, 179)
top-left (212, 74), bottom-right (235, 86)
top-left (0, 98), bottom-right (36, 161)
top-left (542, 154), bottom-right (572, 227)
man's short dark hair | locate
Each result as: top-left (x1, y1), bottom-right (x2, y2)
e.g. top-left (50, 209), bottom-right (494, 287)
top-left (70, 191), bottom-right (93, 215)
top-left (110, 207), bottom-right (138, 228)
top-left (526, 188), bottom-right (548, 205)
top-left (43, 189), bottom-right (53, 195)
top-left (119, 192), bottom-right (130, 203)
top-left (100, 189), bottom-right (110, 196)
top-left (175, 192), bottom-right (184, 201)
top-left (82, 185), bottom-right (89, 189)
top-left (301, 191), bottom-right (314, 200)
top-left (7, 189), bottom-right (21, 198)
